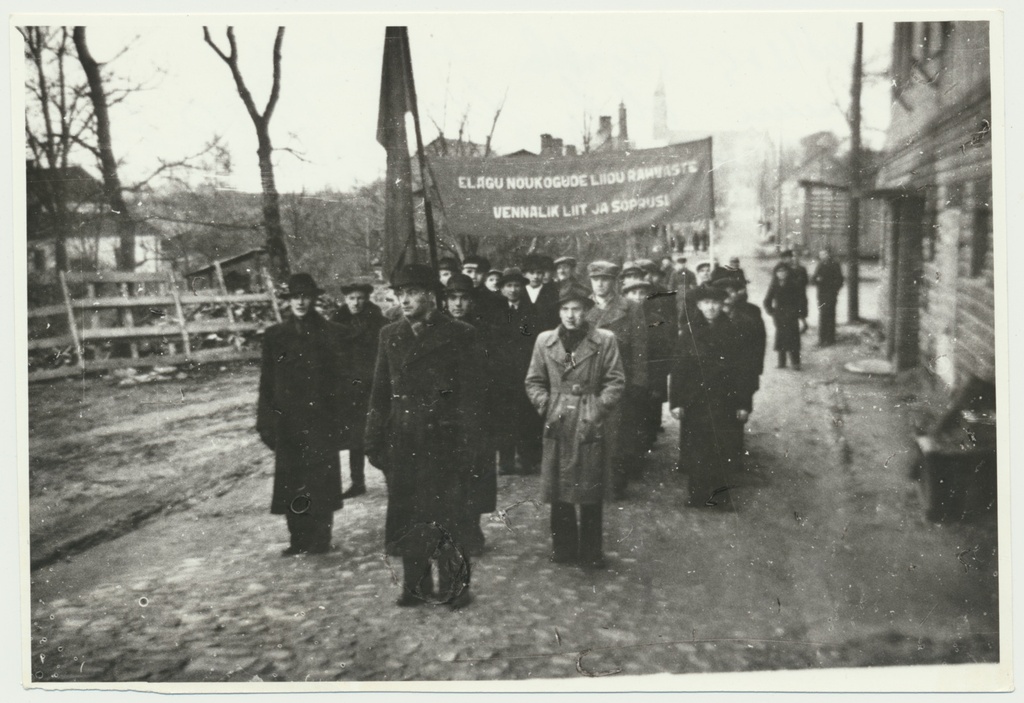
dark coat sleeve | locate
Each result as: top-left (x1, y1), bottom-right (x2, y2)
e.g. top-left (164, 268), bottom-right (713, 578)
top-left (256, 326), bottom-right (278, 450)
top-left (363, 325), bottom-right (392, 470)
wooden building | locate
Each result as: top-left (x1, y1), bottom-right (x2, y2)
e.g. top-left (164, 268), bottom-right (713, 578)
top-left (873, 21), bottom-right (994, 390)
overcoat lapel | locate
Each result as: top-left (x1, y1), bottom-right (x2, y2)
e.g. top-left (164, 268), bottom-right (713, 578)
top-left (402, 317), bottom-right (454, 369)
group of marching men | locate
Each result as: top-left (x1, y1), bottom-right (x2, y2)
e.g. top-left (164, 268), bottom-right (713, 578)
top-left (256, 248), bottom-right (823, 610)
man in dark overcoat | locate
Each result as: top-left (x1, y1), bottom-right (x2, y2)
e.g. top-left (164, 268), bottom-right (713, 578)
top-left (637, 258), bottom-right (678, 445)
top-left (586, 261), bottom-right (647, 498)
top-left (763, 263), bottom-right (808, 369)
top-left (443, 273), bottom-right (497, 555)
top-left (332, 281), bottom-right (386, 498)
top-left (492, 267), bottom-right (543, 475)
top-left (462, 254), bottom-right (504, 324)
top-left (669, 284), bottom-right (747, 510)
top-left (523, 253), bottom-right (561, 331)
top-left (257, 273), bottom-right (350, 555)
top-left (811, 249), bottom-right (845, 346)
top-left (364, 264), bottom-right (482, 608)
top-left (714, 276), bottom-right (766, 416)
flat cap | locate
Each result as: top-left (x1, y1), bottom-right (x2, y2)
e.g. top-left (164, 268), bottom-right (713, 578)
top-left (587, 260), bottom-right (621, 278)
top-left (553, 255), bottom-right (578, 267)
top-left (693, 283), bottom-right (727, 302)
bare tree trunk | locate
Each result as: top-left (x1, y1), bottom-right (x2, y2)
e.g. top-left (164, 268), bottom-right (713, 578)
top-left (204, 26), bottom-right (290, 281)
top-left (847, 22), bottom-right (863, 322)
top-left (73, 27), bottom-right (135, 271)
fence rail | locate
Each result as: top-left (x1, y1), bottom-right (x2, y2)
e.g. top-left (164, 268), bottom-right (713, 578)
top-left (27, 268), bottom-right (281, 382)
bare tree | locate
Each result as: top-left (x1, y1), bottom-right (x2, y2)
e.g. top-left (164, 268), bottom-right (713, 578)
top-left (21, 27), bottom-right (89, 271)
top-left (847, 22), bottom-right (863, 322)
top-left (203, 26), bottom-right (290, 281)
top-left (72, 27), bottom-right (137, 271)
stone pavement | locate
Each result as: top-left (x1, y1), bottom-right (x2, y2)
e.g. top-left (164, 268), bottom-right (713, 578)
top-left (28, 271), bottom-right (1001, 686)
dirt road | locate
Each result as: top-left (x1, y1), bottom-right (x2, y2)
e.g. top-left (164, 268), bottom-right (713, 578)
top-left (26, 261), bottom-right (1000, 685)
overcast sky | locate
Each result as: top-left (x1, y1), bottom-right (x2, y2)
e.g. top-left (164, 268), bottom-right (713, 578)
top-left (19, 12), bottom-right (921, 193)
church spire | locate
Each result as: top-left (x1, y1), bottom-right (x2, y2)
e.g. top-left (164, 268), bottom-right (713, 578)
top-left (653, 73), bottom-right (668, 142)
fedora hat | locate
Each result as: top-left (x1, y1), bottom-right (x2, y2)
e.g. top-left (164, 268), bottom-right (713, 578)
top-left (286, 273), bottom-right (323, 297)
top-left (391, 264), bottom-right (440, 291)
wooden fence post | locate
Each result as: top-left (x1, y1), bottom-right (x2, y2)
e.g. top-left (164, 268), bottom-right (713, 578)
top-left (58, 270), bottom-right (86, 373)
top-left (168, 271), bottom-right (193, 360)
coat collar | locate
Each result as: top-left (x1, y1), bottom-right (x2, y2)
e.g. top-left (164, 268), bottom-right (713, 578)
top-left (543, 325), bottom-right (603, 373)
top-left (400, 312), bottom-right (457, 368)
top-left (587, 294), bottom-right (628, 324)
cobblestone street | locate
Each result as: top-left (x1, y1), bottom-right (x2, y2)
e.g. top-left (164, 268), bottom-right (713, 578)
top-left (27, 269), bottom-right (1000, 686)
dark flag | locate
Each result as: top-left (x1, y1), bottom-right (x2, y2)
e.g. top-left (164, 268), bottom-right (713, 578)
top-left (377, 27), bottom-right (417, 275)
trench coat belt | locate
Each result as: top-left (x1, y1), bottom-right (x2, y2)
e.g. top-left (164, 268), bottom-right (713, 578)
top-left (549, 383), bottom-right (596, 396)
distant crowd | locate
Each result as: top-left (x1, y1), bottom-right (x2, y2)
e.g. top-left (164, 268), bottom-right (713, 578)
top-left (256, 246), bottom-right (845, 609)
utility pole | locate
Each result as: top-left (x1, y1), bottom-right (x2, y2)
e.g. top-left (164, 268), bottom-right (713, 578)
top-left (776, 135), bottom-right (784, 252)
top-left (847, 22), bottom-right (864, 322)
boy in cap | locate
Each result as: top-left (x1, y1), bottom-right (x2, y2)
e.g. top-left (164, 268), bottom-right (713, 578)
top-left (522, 253), bottom-right (560, 331)
top-left (493, 267), bottom-right (543, 474)
top-left (437, 256), bottom-right (461, 286)
top-left (332, 280), bottom-right (386, 498)
top-left (364, 264), bottom-right (482, 608)
top-left (444, 273), bottom-right (497, 555)
top-left (553, 255), bottom-right (580, 286)
top-left (258, 273), bottom-right (350, 555)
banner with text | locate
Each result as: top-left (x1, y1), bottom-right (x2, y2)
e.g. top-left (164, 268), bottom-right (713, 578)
top-left (429, 138), bottom-right (714, 239)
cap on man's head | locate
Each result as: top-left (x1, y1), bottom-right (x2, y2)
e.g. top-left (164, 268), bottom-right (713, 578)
top-left (557, 281), bottom-right (595, 309)
top-left (622, 279), bottom-right (654, 295)
top-left (712, 276), bottom-right (745, 292)
top-left (671, 253), bottom-right (688, 263)
top-left (445, 272), bottom-right (476, 294)
top-left (635, 258), bottom-right (659, 275)
top-left (438, 256), bottom-right (462, 272)
top-left (498, 267), bottom-right (528, 286)
top-left (587, 260), bottom-right (621, 279)
top-left (695, 261), bottom-right (711, 272)
top-left (340, 281), bottom-right (374, 296)
top-left (286, 273), bottom-right (323, 297)
top-left (553, 255), bottom-right (578, 268)
top-left (779, 249), bottom-right (794, 258)
top-left (462, 255), bottom-right (491, 271)
top-left (521, 253), bottom-right (549, 273)
top-left (391, 264), bottom-right (441, 291)
top-left (693, 283), bottom-right (728, 302)
top-left (619, 261), bottom-right (645, 279)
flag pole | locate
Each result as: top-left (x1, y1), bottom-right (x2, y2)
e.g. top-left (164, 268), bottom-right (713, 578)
top-left (399, 28), bottom-right (443, 308)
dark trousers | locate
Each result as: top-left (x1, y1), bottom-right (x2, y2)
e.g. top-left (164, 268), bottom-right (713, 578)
top-left (497, 393), bottom-right (542, 472)
top-left (777, 350), bottom-right (801, 368)
top-left (349, 450), bottom-right (365, 487)
top-left (285, 511), bottom-right (333, 553)
top-left (550, 501), bottom-right (603, 564)
top-left (818, 298), bottom-right (837, 346)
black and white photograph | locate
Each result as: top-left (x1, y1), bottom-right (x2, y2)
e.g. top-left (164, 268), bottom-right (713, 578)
top-left (8, 3), bottom-right (1014, 696)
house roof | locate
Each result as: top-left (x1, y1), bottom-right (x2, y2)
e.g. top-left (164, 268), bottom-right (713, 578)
top-left (185, 248), bottom-right (267, 278)
top-left (27, 164), bottom-right (103, 204)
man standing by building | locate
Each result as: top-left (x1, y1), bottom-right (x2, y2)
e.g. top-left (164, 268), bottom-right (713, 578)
top-left (586, 261), bottom-right (647, 498)
top-left (364, 264), bottom-right (481, 609)
top-left (258, 273), bottom-right (350, 555)
top-left (764, 264), bottom-right (807, 369)
top-left (332, 280), bottom-right (386, 499)
top-left (811, 249), bottom-right (845, 346)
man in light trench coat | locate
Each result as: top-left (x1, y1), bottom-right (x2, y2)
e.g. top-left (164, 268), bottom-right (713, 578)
top-left (525, 282), bottom-right (626, 569)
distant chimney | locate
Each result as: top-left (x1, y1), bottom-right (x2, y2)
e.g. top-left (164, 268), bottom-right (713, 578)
top-left (564, 144), bottom-right (577, 157)
top-left (598, 116), bottom-right (612, 137)
top-left (540, 133), bottom-right (553, 155)
top-left (552, 138), bottom-right (564, 156)
top-left (618, 102), bottom-right (629, 143)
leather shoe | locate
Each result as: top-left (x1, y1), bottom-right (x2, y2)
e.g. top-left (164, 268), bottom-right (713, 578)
top-left (280, 546), bottom-right (305, 556)
top-left (341, 484), bottom-right (366, 499)
top-left (396, 591), bottom-right (427, 607)
top-left (447, 589), bottom-right (474, 610)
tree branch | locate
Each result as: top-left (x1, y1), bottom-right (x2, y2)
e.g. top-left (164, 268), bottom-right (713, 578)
top-left (264, 27), bottom-right (284, 121)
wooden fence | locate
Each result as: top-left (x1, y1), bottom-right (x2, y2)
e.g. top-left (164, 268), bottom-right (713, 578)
top-left (28, 266), bottom-right (282, 382)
